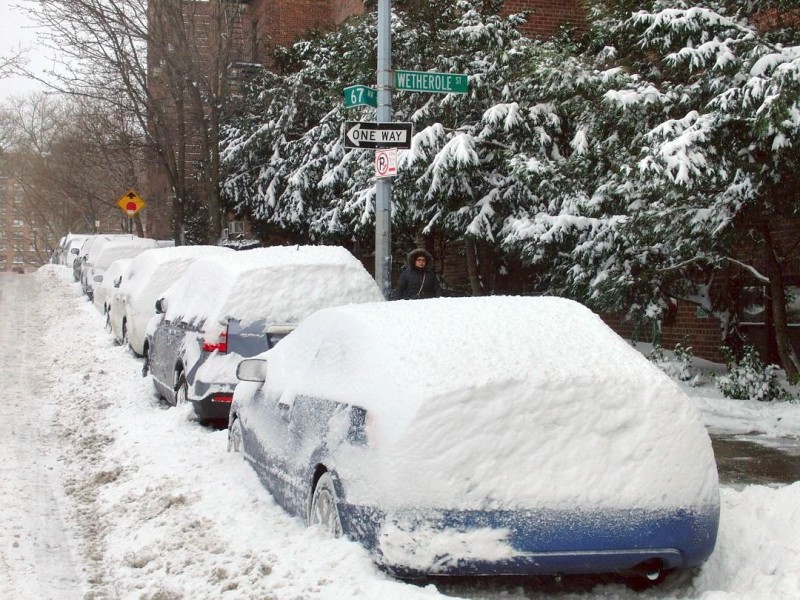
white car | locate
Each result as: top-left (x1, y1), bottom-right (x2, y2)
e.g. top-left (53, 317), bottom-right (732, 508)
top-left (109, 245), bottom-right (233, 355)
top-left (54, 233), bottom-right (90, 266)
top-left (82, 236), bottom-right (172, 300)
top-left (92, 258), bottom-right (132, 321)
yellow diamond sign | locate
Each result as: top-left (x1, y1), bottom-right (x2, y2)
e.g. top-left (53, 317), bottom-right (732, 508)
top-left (117, 189), bottom-right (146, 216)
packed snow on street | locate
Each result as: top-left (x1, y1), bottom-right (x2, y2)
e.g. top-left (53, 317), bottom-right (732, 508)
top-left (1, 266), bottom-right (798, 600)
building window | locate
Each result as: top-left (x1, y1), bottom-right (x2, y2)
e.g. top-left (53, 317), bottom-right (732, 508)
top-left (739, 285), bottom-right (800, 325)
top-left (787, 286), bottom-right (800, 325)
top-left (228, 221), bottom-right (245, 235)
top-left (12, 219), bottom-right (24, 228)
top-left (739, 286), bottom-right (765, 324)
top-left (12, 255), bottom-right (23, 264)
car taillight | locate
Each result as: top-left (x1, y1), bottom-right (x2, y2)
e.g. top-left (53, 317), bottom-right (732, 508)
top-left (201, 326), bottom-right (228, 353)
top-left (348, 406), bottom-right (376, 446)
top-left (211, 393), bottom-right (233, 404)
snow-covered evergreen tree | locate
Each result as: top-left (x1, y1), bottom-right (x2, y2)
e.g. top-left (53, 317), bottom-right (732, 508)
top-left (504, 0), bottom-right (800, 377)
top-left (220, 0), bottom-right (800, 377)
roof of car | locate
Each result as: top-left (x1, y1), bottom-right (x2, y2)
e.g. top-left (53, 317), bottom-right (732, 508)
top-left (162, 245), bottom-right (382, 325)
top-left (267, 295), bottom-right (669, 408)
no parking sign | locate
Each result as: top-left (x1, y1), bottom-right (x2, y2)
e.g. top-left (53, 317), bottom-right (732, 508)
top-left (374, 148), bottom-right (398, 178)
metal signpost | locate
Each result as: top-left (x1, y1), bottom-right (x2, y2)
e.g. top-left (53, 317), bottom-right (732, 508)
top-left (374, 0), bottom-right (393, 299)
top-left (345, 2), bottom-right (469, 298)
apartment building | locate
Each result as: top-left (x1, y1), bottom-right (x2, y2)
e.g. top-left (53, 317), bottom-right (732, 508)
top-left (0, 176), bottom-right (41, 272)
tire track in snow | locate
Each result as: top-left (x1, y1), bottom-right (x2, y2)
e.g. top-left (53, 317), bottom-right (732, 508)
top-left (0, 272), bottom-right (86, 599)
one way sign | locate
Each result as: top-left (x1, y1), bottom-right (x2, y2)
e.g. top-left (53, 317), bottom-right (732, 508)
top-left (344, 121), bottom-right (412, 149)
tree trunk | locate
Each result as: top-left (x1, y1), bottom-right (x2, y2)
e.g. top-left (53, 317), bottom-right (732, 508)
top-left (133, 214), bottom-right (144, 237)
top-left (465, 238), bottom-right (484, 296)
top-left (762, 224), bottom-right (800, 380)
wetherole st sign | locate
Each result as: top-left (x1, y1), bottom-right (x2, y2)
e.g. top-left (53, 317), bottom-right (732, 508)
top-left (344, 121), bottom-right (412, 149)
top-left (394, 69), bottom-right (468, 94)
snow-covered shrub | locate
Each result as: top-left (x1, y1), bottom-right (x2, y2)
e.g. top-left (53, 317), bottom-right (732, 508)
top-left (647, 342), bottom-right (694, 382)
top-left (716, 346), bottom-right (790, 402)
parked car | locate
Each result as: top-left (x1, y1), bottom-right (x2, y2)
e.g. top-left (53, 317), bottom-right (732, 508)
top-left (71, 235), bottom-right (104, 281)
top-left (110, 245), bottom-right (233, 356)
top-left (146, 245), bottom-right (384, 424)
top-left (92, 258), bottom-right (132, 322)
top-left (229, 296), bottom-right (720, 583)
top-left (82, 236), bottom-right (171, 300)
top-left (11, 266), bottom-right (25, 274)
top-left (55, 233), bottom-right (90, 266)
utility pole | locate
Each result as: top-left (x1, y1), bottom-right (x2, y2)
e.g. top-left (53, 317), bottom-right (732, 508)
top-left (375, 0), bottom-right (392, 298)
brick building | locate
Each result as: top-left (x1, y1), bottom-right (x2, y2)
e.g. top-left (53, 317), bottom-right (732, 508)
top-left (0, 175), bottom-right (44, 272)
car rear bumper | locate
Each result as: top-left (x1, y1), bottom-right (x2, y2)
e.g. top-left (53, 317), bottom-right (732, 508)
top-left (189, 382), bottom-right (235, 422)
top-left (339, 504), bottom-right (719, 578)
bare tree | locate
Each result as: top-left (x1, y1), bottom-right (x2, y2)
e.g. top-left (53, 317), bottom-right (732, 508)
top-left (29, 0), bottom-right (246, 243)
top-left (3, 93), bottom-right (145, 248)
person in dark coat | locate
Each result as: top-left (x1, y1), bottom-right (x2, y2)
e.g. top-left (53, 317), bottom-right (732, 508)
top-left (391, 248), bottom-right (443, 300)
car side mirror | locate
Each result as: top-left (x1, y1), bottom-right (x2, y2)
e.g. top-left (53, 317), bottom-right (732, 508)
top-left (70, 248), bottom-right (79, 254)
top-left (237, 359), bottom-right (267, 383)
top-left (93, 275), bottom-right (103, 283)
top-left (155, 298), bottom-right (166, 314)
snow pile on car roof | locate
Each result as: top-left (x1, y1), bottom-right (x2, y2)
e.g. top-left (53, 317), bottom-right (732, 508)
top-left (161, 245), bottom-right (383, 326)
top-left (263, 296), bottom-right (719, 512)
top-left (122, 245), bottom-right (233, 293)
top-left (90, 237), bottom-right (168, 271)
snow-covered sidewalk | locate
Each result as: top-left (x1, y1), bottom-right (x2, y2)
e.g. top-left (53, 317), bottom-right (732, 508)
top-left (0, 266), bottom-right (798, 599)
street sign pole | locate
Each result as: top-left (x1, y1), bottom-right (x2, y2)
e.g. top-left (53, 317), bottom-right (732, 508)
top-left (375, 0), bottom-right (392, 299)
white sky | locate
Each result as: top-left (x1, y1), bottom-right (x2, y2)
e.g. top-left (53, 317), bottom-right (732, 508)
top-left (0, 0), bottom-right (52, 99)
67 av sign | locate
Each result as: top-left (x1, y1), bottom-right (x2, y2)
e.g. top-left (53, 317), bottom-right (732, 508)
top-left (344, 121), bottom-right (412, 149)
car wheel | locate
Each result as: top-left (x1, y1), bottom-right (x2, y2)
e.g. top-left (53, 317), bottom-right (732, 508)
top-left (174, 373), bottom-right (188, 406)
top-left (104, 309), bottom-right (111, 331)
top-left (141, 345), bottom-right (150, 377)
top-left (121, 319), bottom-right (128, 346)
top-left (309, 472), bottom-right (342, 537)
top-left (228, 417), bottom-right (243, 453)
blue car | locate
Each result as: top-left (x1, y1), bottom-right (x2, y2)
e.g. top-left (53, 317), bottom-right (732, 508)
top-left (229, 296), bottom-right (720, 583)
top-left (146, 245), bottom-right (383, 424)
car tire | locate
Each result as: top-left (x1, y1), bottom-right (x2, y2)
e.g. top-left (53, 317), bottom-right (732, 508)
top-left (175, 373), bottom-right (188, 407)
top-left (228, 417), bottom-right (243, 454)
top-left (141, 345), bottom-right (150, 377)
top-left (309, 472), bottom-right (342, 537)
top-left (121, 319), bottom-right (128, 346)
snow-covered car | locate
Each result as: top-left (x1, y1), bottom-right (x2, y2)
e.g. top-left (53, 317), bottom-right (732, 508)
top-left (109, 245), bottom-right (233, 356)
top-left (55, 233), bottom-right (91, 267)
top-left (71, 235), bottom-right (104, 281)
top-left (229, 296), bottom-right (720, 582)
top-left (146, 245), bottom-right (384, 425)
top-left (81, 236), bottom-right (172, 300)
top-left (92, 257), bottom-right (132, 322)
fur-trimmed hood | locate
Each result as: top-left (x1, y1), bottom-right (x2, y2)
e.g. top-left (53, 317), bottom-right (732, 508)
top-left (406, 248), bottom-right (434, 269)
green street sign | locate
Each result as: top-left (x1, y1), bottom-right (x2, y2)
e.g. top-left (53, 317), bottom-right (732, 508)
top-left (344, 85), bottom-right (377, 108)
top-left (394, 69), bottom-right (468, 94)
